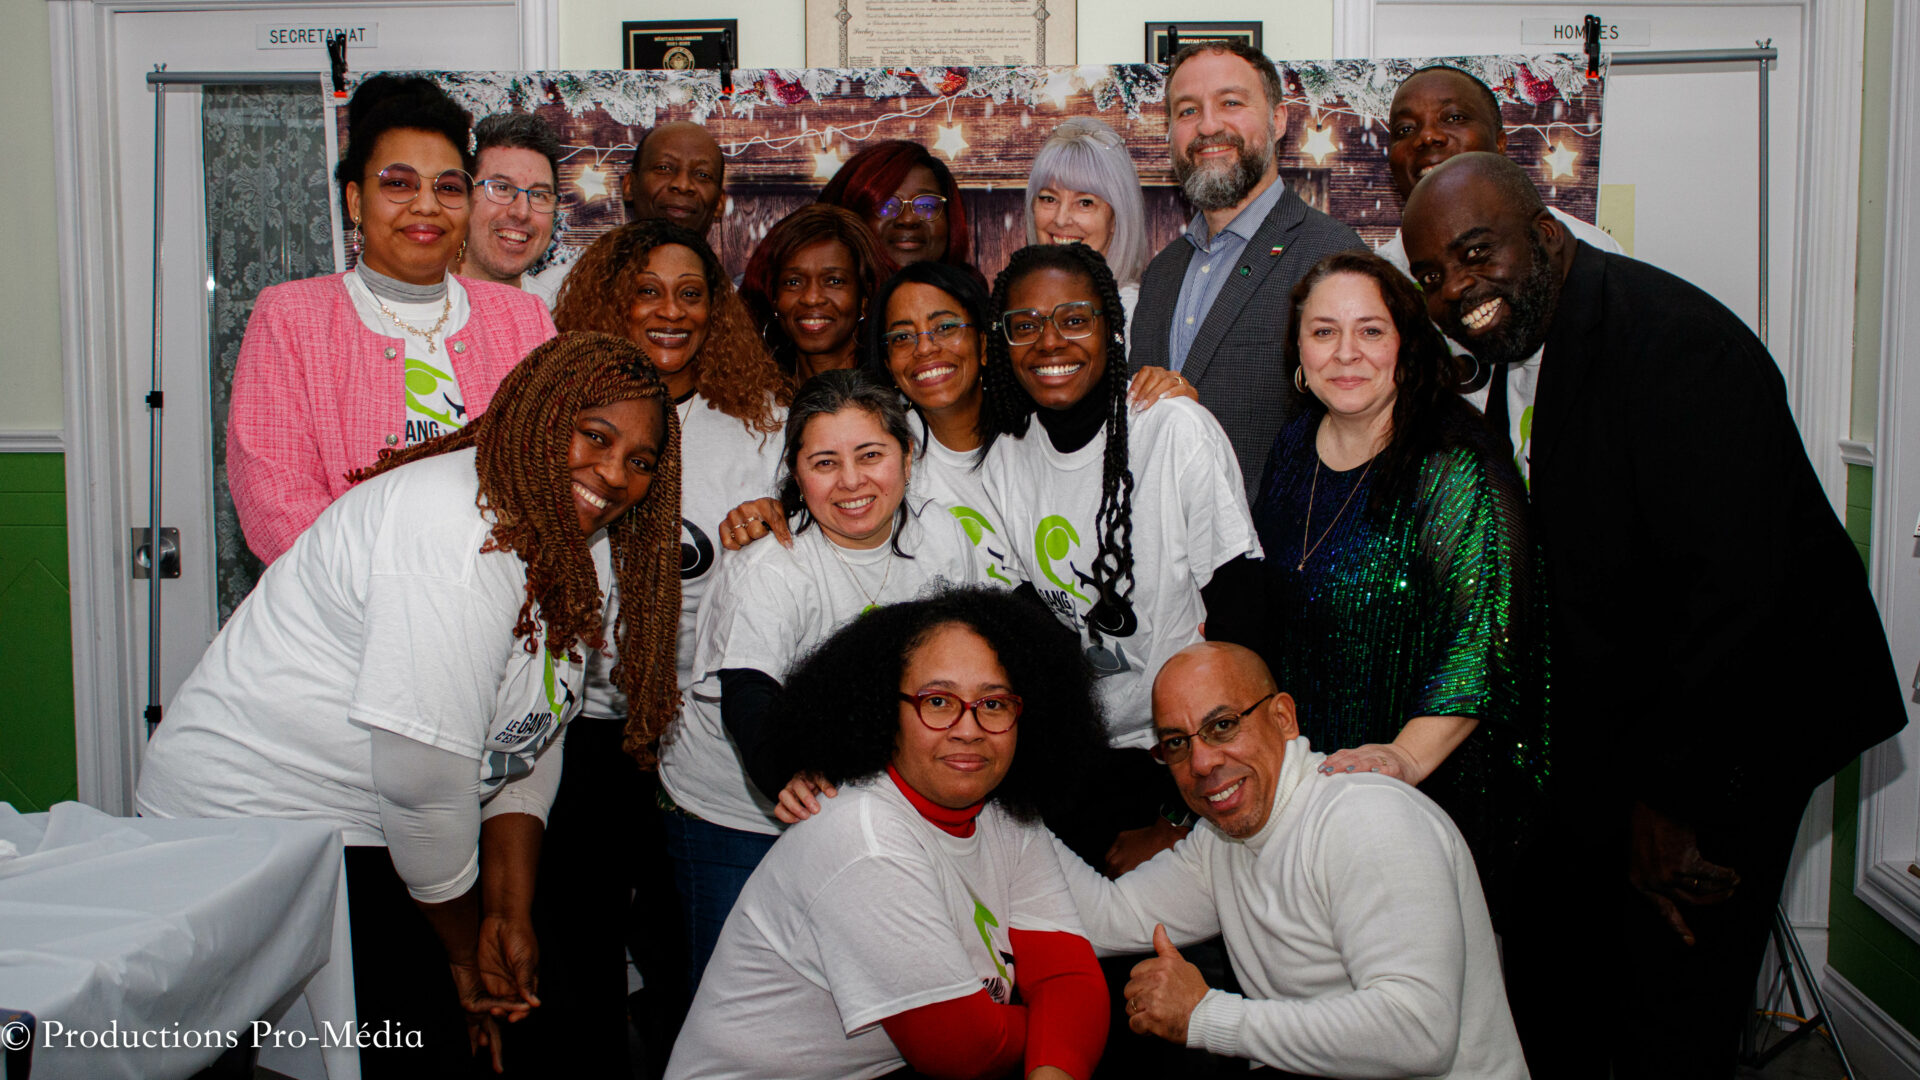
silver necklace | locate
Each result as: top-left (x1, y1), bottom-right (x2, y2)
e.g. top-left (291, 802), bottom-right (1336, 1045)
top-left (826, 538), bottom-right (895, 612)
top-left (374, 293), bottom-right (453, 354)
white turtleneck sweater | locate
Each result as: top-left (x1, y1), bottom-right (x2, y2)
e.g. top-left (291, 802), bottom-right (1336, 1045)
top-left (1053, 737), bottom-right (1527, 1079)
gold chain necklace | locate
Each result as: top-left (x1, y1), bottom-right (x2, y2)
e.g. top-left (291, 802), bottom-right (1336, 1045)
top-left (1298, 456), bottom-right (1373, 571)
top-left (826, 537), bottom-right (895, 612)
top-left (373, 293), bottom-right (453, 354)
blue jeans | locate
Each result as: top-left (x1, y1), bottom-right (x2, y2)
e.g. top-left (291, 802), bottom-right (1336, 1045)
top-left (662, 810), bottom-right (779, 994)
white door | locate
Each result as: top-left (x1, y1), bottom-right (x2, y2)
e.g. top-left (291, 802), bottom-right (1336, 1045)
top-left (77, 0), bottom-right (532, 810)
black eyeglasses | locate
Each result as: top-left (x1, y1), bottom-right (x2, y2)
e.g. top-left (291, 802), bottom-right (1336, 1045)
top-left (999, 302), bottom-right (1104, 346)
top-left (899, 690), bottom-right (1024, 733)
top-left (1149, 692), bottom-right (1275, 765)
top-left (373, 163), bottom-right (473, 209)
top-left (877, 194), bottom-right (947, 222)
top-left (881, 319), bottom-right (973, 356)
top-left (478, 178), bottom-right (560, 214)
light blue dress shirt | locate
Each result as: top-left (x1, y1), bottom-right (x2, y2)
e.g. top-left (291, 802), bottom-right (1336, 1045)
top-left (1166, 178), bottom-right (1289, 373)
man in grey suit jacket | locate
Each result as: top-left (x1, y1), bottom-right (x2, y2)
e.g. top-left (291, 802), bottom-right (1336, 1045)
top-left (1129, 41), bottom-right (1366, 495)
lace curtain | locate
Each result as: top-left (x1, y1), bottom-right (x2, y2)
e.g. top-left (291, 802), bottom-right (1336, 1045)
top-left (202, 84), bottom-right (334, 622)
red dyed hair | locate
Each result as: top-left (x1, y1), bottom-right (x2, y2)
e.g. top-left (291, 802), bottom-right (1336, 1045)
top-left (817, 139), bottom-right (972, 270)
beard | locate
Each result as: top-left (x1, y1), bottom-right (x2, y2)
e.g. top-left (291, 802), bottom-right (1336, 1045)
top-left (1451, 235), bottom-right (1561, 369)
top-left (1173, 128), bottom-right (1274, 211)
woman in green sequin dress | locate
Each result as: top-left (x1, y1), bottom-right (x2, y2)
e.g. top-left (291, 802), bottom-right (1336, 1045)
top-left (1236, 250), bottom-right (1545, 919)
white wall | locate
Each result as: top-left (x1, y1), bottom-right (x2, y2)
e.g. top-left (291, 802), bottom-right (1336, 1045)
top-left (556, 0), bottom-right (1335, 69)
top-left (1851, 0), bottom-right (1894, 444)
top-left (3, 0), bottom-right (65, 432)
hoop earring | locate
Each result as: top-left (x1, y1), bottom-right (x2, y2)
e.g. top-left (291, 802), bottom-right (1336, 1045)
top-left (1293, 366), bottom-right (1307, 395)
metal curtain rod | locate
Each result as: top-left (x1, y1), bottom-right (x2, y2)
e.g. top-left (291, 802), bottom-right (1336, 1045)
top-left (146, 71), bottom-right (322, 86)
top-left (1609, 47), bottom-right (1777, 66)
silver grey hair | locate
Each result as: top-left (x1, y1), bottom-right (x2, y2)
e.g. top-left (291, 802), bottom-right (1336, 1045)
top-left (1023, 116), bottom-right (1149, 287)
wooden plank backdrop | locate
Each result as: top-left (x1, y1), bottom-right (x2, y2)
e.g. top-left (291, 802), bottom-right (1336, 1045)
top-left (335, 57), bottom-right (1604, 283)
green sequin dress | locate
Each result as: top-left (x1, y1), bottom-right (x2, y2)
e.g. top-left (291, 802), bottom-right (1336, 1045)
top-left (1248, 406), bottom-right (1548, 909)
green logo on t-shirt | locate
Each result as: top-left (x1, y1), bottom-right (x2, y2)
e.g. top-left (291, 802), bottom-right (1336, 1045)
top-left (405, 357), bottom-right (462, 428)
top-left (971, 897), bottom-right (1012, 986)
top-left (1035, 515), bottom-right (1090, 603)
top-left (951, 505), bottom-right (1012, 585)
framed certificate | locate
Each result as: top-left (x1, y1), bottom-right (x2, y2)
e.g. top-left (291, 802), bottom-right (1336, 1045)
top-left (622, 20), bottom-right (738, 71)
top-left (1144, 21), bottom-right (1262, 64)
top-left (806, 0), bottom-right (1076, 67)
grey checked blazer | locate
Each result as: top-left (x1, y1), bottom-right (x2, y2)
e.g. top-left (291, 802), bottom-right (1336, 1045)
top-left (1128, 184), bottom-right (1366, 496)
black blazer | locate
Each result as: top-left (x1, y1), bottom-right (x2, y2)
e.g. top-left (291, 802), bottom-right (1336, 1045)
top-left (1530, 243), bottom-right (1904, 815)
top-left (1129, 183), bottom-right (1365, 495)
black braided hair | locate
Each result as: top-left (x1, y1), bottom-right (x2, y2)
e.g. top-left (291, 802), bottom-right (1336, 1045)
top-left (985, 243), bottom-right (1137, 640)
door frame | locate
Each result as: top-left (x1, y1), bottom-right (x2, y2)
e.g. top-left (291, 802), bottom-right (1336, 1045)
top-left (1857, 0), bottom-right (1920, 949)
top-left (49, 0), bottom-right (559, 813)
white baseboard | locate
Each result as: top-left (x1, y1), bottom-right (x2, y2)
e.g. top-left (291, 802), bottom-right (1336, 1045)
top-left (0, 430), bottom-right (64, 453)
top-left (1824, 965), bottom-right (1920, 1079)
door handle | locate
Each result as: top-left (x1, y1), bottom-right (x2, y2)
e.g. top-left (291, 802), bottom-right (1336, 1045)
top-left (131, 526), bottom-right (181, 579)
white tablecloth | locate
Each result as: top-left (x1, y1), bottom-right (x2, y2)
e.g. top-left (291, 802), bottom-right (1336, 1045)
top-left (0, 802), bottom-right (343, 1080)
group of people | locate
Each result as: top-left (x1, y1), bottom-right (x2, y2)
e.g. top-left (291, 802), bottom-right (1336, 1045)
top-left (131, 41), bottom-right (1903, 1080)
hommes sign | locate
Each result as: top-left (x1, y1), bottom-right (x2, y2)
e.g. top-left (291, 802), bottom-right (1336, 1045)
top-left (1521, 17), bottom-right (1650, 46)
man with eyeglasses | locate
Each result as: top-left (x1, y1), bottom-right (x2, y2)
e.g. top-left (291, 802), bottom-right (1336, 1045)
top-left (460, 113), bottom-right (566, 306)
top-left (1053, 641), bottom-right (1527, 1078)
top-left (1129, 41), bottom-right (1366, 496)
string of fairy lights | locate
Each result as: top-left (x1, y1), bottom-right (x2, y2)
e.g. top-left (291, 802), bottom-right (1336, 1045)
top-left (546, 71), bottom-right (1600, 203)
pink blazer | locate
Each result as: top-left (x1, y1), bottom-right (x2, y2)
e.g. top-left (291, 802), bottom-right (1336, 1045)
top-left (226, 273), bottom-right (558, 563)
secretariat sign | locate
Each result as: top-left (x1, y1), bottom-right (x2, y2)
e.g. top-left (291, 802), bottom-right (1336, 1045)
top-left (256, 22), bottom-right (379, 49)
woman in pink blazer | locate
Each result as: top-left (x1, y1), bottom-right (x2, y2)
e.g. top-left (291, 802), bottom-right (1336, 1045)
top-left (228, 75), bottom-right (556, 563)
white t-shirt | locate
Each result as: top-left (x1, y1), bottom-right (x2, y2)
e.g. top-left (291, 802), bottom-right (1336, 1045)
top-left (1462, 353), bottom-right (1543, 489)
top-left (983, 397), bottom-right (1261, 748)
top-left (344, 271), bottom-right (473, 445)
top-left (659, 512), bottom-right (983, 834)
top-left (910, 428), bottom-right (1019, 586)
top-left (584, 394), bottom-right (785, 716)
top-left (665, 775), bottom-right (1086, 1080)
top-left (524, 256), bottom-right (573, 312)
top-left (134, 448), bottom-right (603, 846)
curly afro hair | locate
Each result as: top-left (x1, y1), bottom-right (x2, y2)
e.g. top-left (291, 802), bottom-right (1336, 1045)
top-left (762, 585), bottom-right (1109, 823)
top-left (553, 219), bottom-right (791, 433)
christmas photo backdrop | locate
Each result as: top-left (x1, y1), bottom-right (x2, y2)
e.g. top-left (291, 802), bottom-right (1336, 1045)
top-left (332, 56), bottom-right (1606, 283)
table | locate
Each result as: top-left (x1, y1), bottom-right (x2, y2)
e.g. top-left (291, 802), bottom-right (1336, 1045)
top-left (0, 802), bottom-right (345, 1080)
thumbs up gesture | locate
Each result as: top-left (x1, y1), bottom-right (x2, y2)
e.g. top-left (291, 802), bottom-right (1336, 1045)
top-left (1121, 924), bottom-right (1210, 1043)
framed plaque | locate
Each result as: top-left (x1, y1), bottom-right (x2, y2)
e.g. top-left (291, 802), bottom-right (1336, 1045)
top-left (806, 0), bottom-right (1076, 68)
top-left (622, 20), bottom-right (738, 71)
top-left (1144, 21), bottom-right (1262, 64)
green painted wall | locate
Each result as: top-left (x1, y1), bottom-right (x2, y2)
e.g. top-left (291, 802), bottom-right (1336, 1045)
top-left (0, 453), bottom-right (76, 811)
top-left (1828, 464), bottom-right (1920, 1039)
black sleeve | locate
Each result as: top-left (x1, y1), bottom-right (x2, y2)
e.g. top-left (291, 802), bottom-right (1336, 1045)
top-left (719, 667), bottom-right (788, 801)
top-left (1199, 554), bottom-right (1270, 654)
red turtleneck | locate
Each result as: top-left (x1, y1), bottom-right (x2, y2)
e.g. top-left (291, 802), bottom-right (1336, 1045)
top-left (887, 764), bottom-right (985, 837)
top-left (876, 765), bottom-right (1110, 1079)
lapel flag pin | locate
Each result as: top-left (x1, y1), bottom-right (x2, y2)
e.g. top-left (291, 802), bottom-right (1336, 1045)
top-left (1270, 245), bottom-right (1285, 255)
